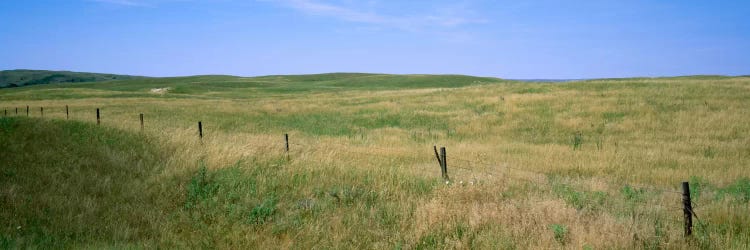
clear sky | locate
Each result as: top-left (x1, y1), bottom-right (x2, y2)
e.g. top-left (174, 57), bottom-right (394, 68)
top-left (1, 0), bottom-right (748, 79)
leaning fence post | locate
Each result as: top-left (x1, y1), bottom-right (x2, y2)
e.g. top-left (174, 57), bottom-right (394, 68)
top-left (96, 108), bottom-right (100, 125)
top-left (440, 147), bottom-right (449, 181)
top-left (682, 181), bottom-right (693, 237)
top-left (433, 146), bottom-right (442, 166)
top-left (139, 114), bottom-right (144, 130)
top-left (66, 105), bottom-right (69, 120)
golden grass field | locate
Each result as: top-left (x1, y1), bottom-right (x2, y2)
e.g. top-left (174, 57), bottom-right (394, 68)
top-left (1, 74), bottom-right (749, 249)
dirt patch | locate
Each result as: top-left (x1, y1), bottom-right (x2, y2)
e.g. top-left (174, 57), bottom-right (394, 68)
top-left (149, 87), bottom-right (171, 94)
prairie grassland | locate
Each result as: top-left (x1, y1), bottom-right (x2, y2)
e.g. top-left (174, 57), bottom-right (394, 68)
top-left (1, 74), bottom-right (749, 249)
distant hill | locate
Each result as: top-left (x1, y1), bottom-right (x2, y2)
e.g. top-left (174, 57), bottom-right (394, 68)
top-left (0, 70), bottom-right (145, 88)
top-left (510, 79), bottom-right (582, 83)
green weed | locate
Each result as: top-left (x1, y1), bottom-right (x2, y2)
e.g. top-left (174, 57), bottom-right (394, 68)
top-left (248, 196), bottom-right (277, 225)
top-left (549, 224), bottom-right (568, 245)
top-left (185, 164), bottom-right (219, 210)
top-left (551, 181), bottom-right (607, 211)
top-left (573, 131), bottom-right (583, 150)
top-left (621, 185), bottom-right (646, 202)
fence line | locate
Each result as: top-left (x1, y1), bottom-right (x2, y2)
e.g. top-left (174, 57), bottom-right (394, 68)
top-left (3, 106), bottom-right (709, 238)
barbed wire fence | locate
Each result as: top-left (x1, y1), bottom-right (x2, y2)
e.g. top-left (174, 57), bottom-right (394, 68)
top-left (1, 105), bottom-right (718, 239)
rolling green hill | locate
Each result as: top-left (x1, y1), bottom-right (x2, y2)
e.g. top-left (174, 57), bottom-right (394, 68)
top-left (0, 70), bottom-right (145, 88)
top-left (0, 72), bottom-right (507, 100)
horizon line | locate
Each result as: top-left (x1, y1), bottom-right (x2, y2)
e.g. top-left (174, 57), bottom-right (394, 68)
top-left (1, 68), bottom-right (748, 81)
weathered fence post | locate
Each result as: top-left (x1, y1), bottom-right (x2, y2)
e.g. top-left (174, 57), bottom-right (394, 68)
top-left (26, 106), bottom-right (29, 116)
top-left (433, 145), bottom-right (449, 181)
top-left (285, 133), bottom-right (290, 152)
top-left (96, 108), bottom-right (100, 125)
top-left (40, 107), bottom-right (43, 117)
top-left (440, 147), bottom-right (449, 181)
top-left (66, 105), bottom-right (69, 120)
top-left (15, 107), bottom-right (18, 115)
top-left (139, 114), bottom-right (144, 130)
top-left (682, 181), bottom-right (693, 237)
top-left (198, 121), bottom-right (203, 140)
top-left (284, 133), bottom-right (290, 161)
top-left (3, 109), bottom-right (6, 117)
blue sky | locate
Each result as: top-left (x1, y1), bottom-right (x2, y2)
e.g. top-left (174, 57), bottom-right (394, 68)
top-left (0, 0), bottom-right (748, 78)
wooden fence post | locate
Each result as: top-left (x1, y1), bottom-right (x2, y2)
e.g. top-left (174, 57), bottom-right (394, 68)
top-left (682, 181), bottom-right (693, 237)
top-left (26, 106), bottom-right (29, 116)
top-left (433, 146), bottom-right (449, 181)
top-left (66, 105), bottom-right (69, 120)
top-left (140, 114), bottom-right (144, 130)
top-left (96, 108), bottom-right (100, 125)
top-left (3, 109), bottom-right (6, 117)
top-left (285, 133), bottom-right (290, 152)
top-left (198, 121), bottom-right (203, 140)
top-left (15, 107), bottom-right (18, 115)
top-left (284, 133), bottom-right (290, 161)
top-left (40, 107), bottom-right (43, 117)
top-left (440, 147), bottom-right (449, 181)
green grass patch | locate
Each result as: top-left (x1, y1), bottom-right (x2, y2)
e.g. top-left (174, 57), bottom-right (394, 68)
top-left (603, 111), bottom-right (627, 123)
top-left (0, 117), bottom-right (167, 248)
top-left (549, 224), bottom-right (569, 245)
top-left (716, 178), bottom-right (750, 203)
top-left (249, 110), bottom-right (449, 136)
top-left (515, 87), bottom-right (550, 94)
top-left (550, 178), bottom-right (608, 211)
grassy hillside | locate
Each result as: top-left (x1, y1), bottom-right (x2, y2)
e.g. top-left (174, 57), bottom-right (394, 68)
top-left (0, 117), bottom-right (169, 248)
top-left (0, 69), bottom-right (144, 88)
top-left (1, 74), bottom-right (749, 248)
top-left (0, 73), bottom-right (505, 100)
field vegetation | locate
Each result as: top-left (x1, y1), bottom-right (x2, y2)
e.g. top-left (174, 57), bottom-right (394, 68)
top-left (1, 73), bottom-right (749, 248)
